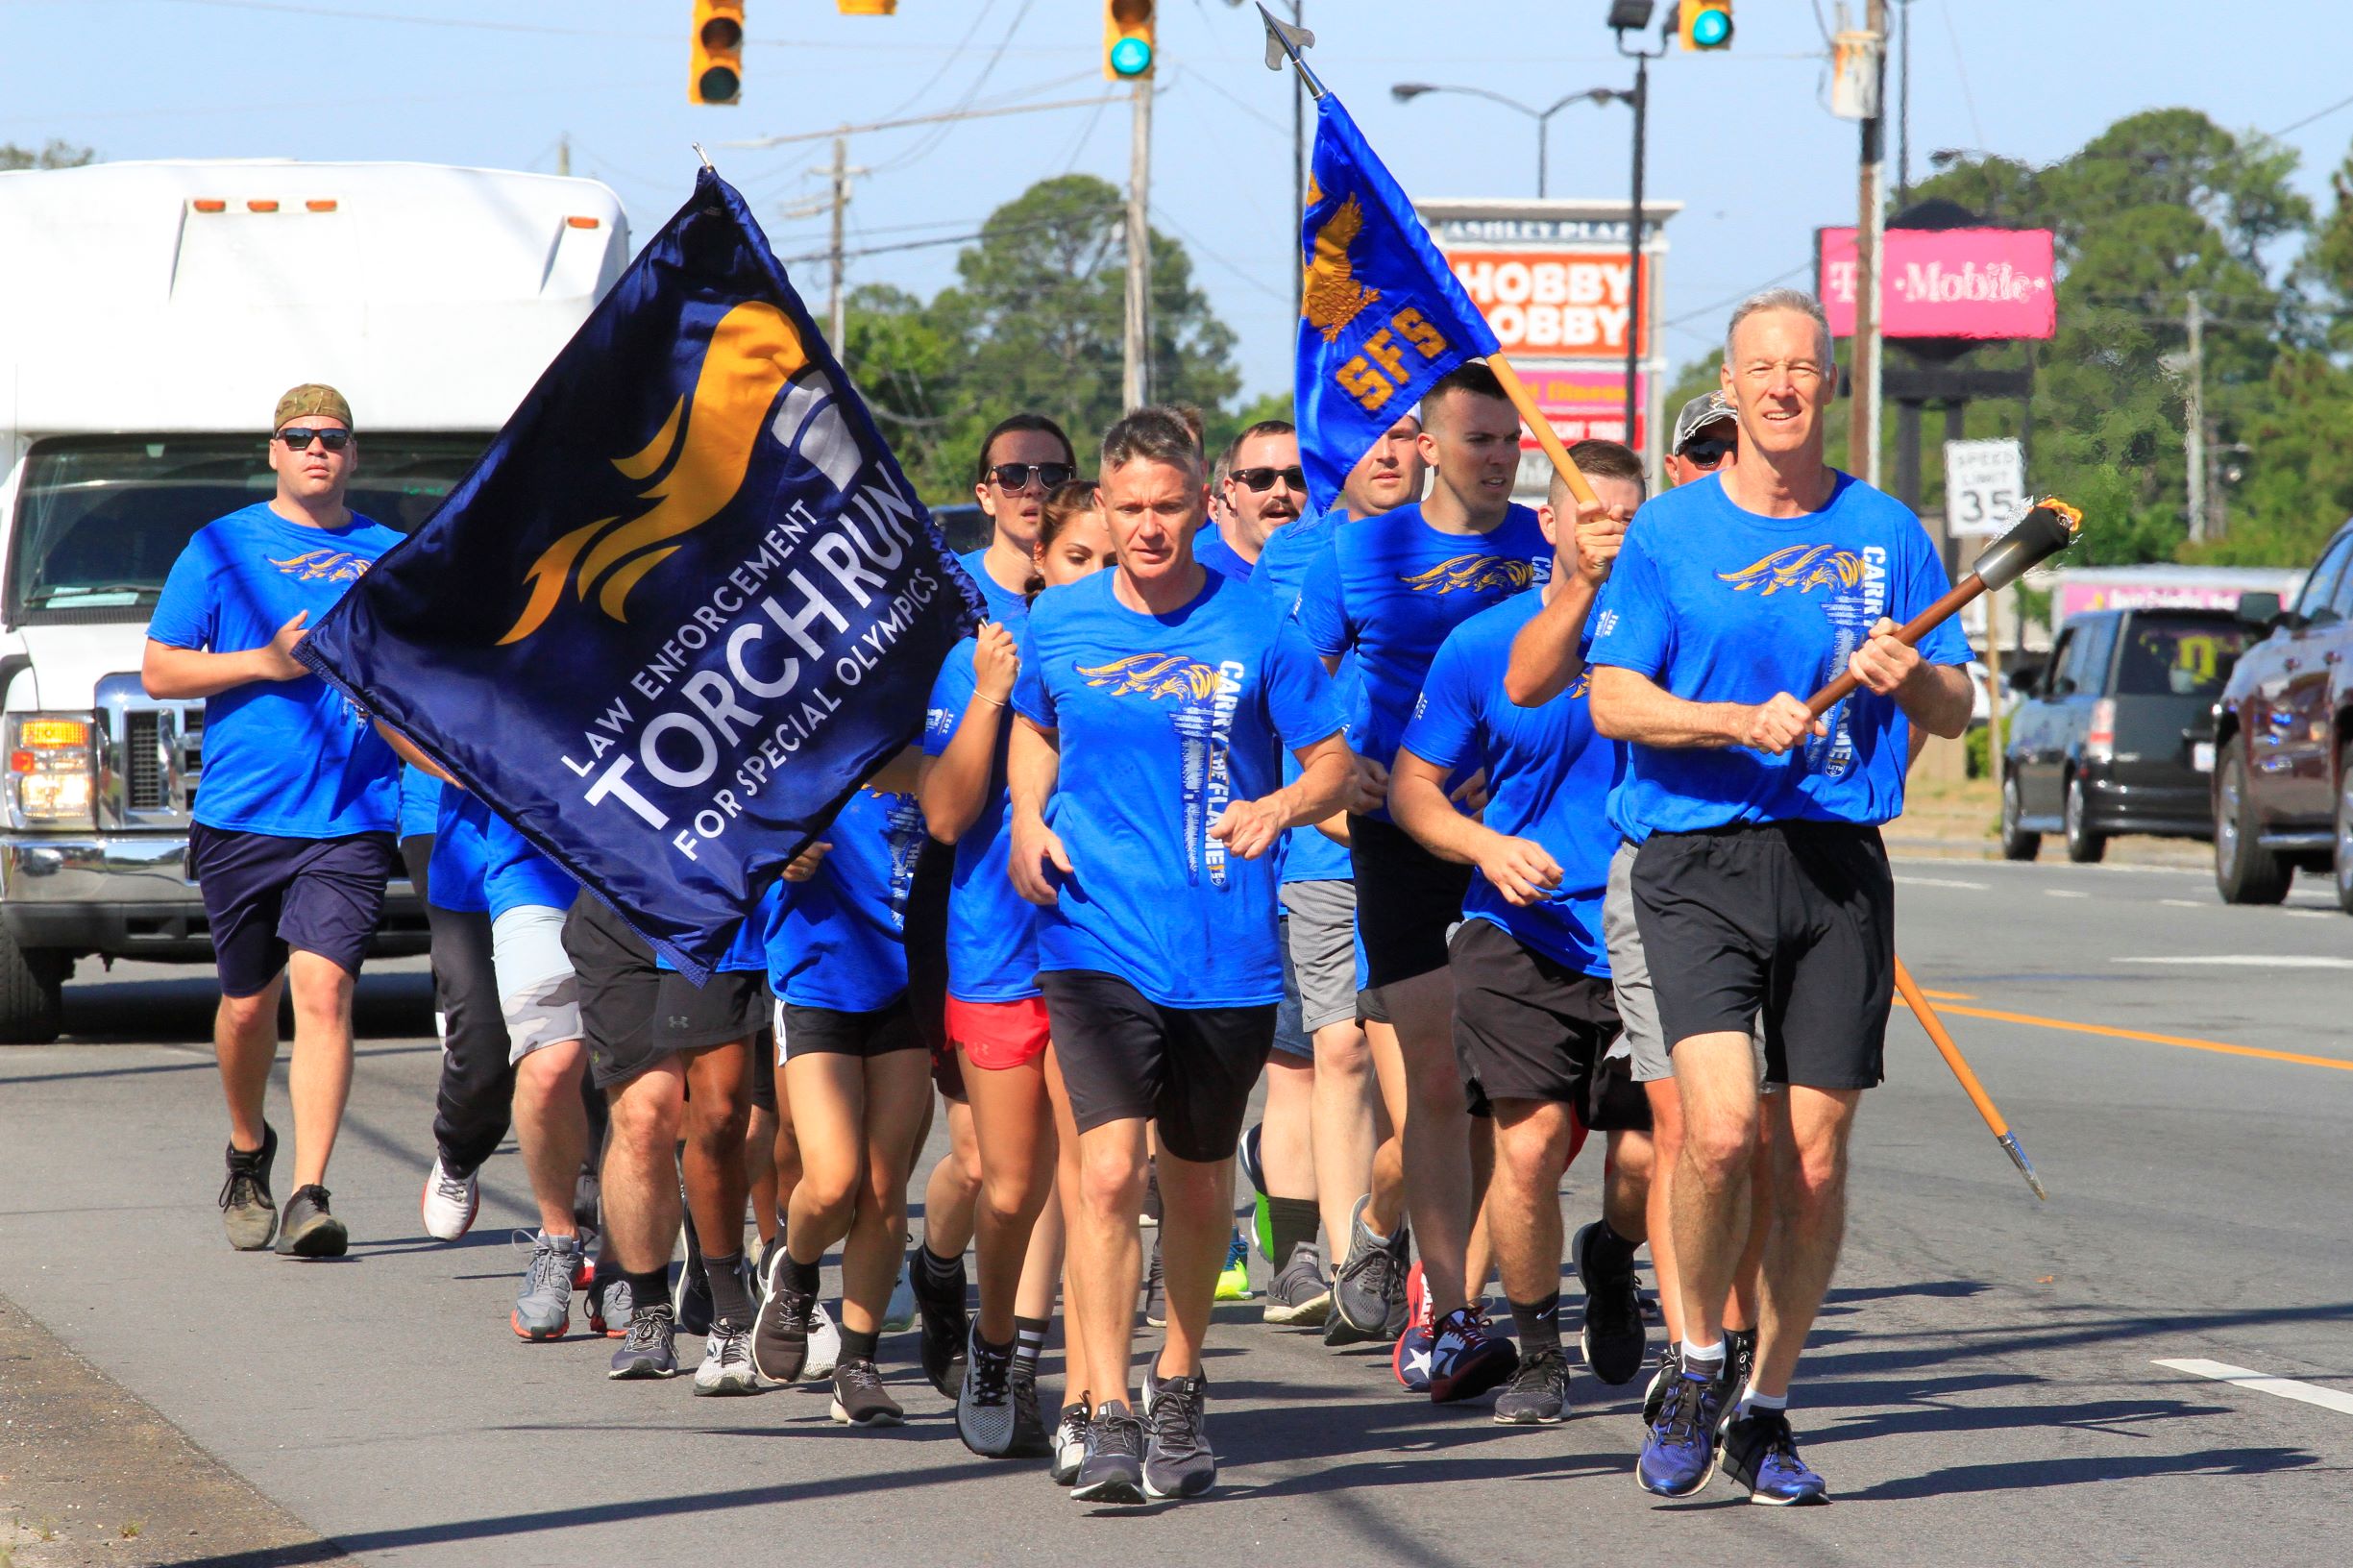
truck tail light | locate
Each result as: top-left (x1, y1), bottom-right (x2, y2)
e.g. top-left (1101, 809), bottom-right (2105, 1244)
top-left (6, 711), bottom-right (98, 826)
top-left (2086, 698), bottom-right (2116, 765)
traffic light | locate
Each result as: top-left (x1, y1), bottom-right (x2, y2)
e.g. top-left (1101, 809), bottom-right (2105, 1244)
top-left (1104, 0), bottom-right (1155, 82)
top-left (1679, 0), bottom-right (1732, 49)
top-left (690, 1), bottom-right (744, 106)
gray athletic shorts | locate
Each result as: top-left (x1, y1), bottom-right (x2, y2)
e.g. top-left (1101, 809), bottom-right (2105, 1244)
top-left (1605, 843), bottom-right (1765, 1087)
top-left (492, 904), bottom-right (582, 1064)
top-left (1280, 878), bottom-right (1359, 1036)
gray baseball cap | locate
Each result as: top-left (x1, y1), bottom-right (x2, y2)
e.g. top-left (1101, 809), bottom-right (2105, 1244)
top-left (1671, 389), bottom-right (1735, 453)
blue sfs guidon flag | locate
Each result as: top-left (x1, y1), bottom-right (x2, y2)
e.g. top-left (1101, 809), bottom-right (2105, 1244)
top-left (1293, 89), bottom-right (1502, 516)
top-left (297, 169), bottom-right (984, 979)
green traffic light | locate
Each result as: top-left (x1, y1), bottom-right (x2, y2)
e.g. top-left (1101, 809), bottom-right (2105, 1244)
top-left (1110, 36), bottom-right (1152, 76)
top-left (1692, 8), bottom-right (1731, 46)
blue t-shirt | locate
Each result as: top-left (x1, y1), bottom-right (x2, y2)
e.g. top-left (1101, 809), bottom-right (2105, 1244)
top-left (1192, 526), bottom-right (1256, 582)
top-left (959, 547), bottom-right (1030, 631)
top-left (1586, 472), bottom-right (1969, 841)
top-left (924, 639), bottom-right (1041, 1003)
top-left (397, 764), bottom-right (441, 842)
top-left (1402, 592), bottom-right (1616, 977)
top-left (1012, 567), bottom-right (1344, 1008)
top-left (1256, 514), bottom-right (1355, 884)
top-left (762, 787), bottom-right (925, 1012)
top-left (427, 789), bottom-right (490, 914)
top-left (147, 502), bottom-right (405, 838)
top-left (1294, 501), bottom-right (1552, 802)
top-left (481, 814), bottom-right (577, 921)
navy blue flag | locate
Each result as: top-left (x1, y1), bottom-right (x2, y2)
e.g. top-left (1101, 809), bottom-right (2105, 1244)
top-left (1293, 88), bottom-right (1502, 516)
top-left (297, 168), bottom-right (984, 980)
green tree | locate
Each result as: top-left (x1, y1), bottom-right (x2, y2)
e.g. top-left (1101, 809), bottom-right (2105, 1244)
top-left (0, 140), bottom-right (96, 170)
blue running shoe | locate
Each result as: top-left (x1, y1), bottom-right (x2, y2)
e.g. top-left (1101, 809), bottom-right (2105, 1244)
top-left (1427, 1306), bottom-right (1518, 1405)
top-left (1719, 1408), bottom-right (1828, 1505)
top-left (1636, 1370), bottom-right (1726, 1498)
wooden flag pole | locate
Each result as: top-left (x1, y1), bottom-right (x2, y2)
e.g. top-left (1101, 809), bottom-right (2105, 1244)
top-left (1893, 958), bottom-right (2048, 1201)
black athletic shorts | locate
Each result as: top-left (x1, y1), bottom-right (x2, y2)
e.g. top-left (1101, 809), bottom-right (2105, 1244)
top-left (1349, 812), bottom-right (1472, 990)
top-left (748, 1027), bottom-right (778, 1114)
top-left (777, 997), bottom-right (922, 1061)
top-left (1037, 969), bottom-right (1274, 1164)
top-left (1630, 821), bottom-right (1895, 1090)
top-left (1448, 919), bottom-right (1650, 1130)
top-left (562, 892), bottom-right (769, 1091)
top-left (189, 823), bottom-right (397, 997)
top-left (901, 836), bottom-right (964, 1099)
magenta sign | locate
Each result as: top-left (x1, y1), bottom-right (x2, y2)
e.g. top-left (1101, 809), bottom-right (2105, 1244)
top-left (1818, 227), bottom-right (2056, 340)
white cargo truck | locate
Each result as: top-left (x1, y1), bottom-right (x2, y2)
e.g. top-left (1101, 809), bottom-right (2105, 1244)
top-left (0, 159), bottom-right (628, 1041)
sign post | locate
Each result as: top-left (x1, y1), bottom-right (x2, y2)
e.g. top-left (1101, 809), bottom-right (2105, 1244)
top-left (1947, 436), bottom-right (2024, 798)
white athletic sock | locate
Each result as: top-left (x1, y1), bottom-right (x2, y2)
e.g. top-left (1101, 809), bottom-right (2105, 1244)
top-left (1680, 1337), bottom-right (1725, 1372)
top-left (1738, 1386), bottom-right (1788, 1419)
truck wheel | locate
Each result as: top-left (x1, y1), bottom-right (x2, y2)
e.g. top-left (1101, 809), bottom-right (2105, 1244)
top-left (2335, 742), bottom-right (2353, 915)
top-left (0, 928), bottom-right (65, 1044)
top-left (2063, 773), bottom-right (2107, 865)
top-left (1998, 774), bottom-right (2041, 861)
top-left (2215, 738), bottom-right (2291, 905)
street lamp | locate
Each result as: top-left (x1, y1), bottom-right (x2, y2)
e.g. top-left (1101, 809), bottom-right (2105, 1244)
top-left (1611, 3), bottom-right (1670, 453)
top-left (1389, 81), bottom-right (1629, 199)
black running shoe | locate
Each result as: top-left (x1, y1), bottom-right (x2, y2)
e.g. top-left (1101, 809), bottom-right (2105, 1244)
top-left (1573, 1220), bottom-right (1645, 1386)
top-left (830, 1358), bottom-right (904, 1427)
top-left (1492, 1346), bottom-right (1570, 1426)
top-left (1722, 1327), bottom-right (1758, 1425)
top-left (1642, 1344), bottom-right (1683, 1429)
top-left (1141, 1234), bottom-right (1167, 1329)
top-left (1008, 1363), bottom-right (1052, 1458)
top-left (750, 1250), bottom-right (814, 1384)
top-left (572, 1164), bottom-right (601, 1237)
top-left (274, 1185), bottom-right (347, 1259)
top-left (912, 1248), bottom-right (968, 1398)
top-left (219, 1124), bottom-right (279, 1252)
top-left (1072, 1403), bottom-right (1146, 1504)
top-left (674, 1198), bottom-right (712, 1336)
top-left (956, 1328), bottom-right (1017, 1458)
top-left (1141, 1374), bottom-right (1215, 1501)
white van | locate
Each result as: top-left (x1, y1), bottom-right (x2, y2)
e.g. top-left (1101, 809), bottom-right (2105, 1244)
top-left (0, 159), bottom-right (629, 1041)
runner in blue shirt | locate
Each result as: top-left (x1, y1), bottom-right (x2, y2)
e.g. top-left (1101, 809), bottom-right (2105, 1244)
top-left (142, 383), bottom-right (404, 1260)
top-left (1297, 362), bottom-right (1551, 1402)
top-left (1006, 406), bottom-right (1353, 1505)
top-left (1392, 439), bottom-right (1656, 1427)
top-left (1584, 290), bottom-right (1973, 1505)
top-left (922, 482), bottom-right (1114, 1464)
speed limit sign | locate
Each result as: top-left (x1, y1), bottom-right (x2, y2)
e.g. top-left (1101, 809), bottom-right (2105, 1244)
top-left (1944, 438), bottom-right (2024, 538)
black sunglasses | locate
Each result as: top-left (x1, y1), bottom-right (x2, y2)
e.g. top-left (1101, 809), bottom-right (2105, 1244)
top-left (1679, 435), bottom-right (1733, 469)
top-left (989, 462), bottom-right (1074, 492)
top-left (277, 428), bottom-right (353, 453)
top-left (1232, 465), bottom-right (1306, 493)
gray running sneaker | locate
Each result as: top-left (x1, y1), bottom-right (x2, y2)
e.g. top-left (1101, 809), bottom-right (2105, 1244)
top-left (1329, 1194), bottom-right (1398, 1335)
top-left (587, 1271), bottom-right (634, 1337)
top-left (804, 1301), bottom-right (843, 1380)
top-left (830, 1358), bottom-right (904, 1427)
top-left (883, 1257), bottom-right (918, 1334)
top-left (1049, 1402), bottom-right (1091, 1486)
top-left (274, 1185), bottom-right (347, 1259)
top-left (511, 1231), bottom-right (579, 1341)
top-left (956, 1328), bottom-right (1017, 1458)
top-left (1493, 1346), bottom-right (1570, 1426)
top-left (1141, 1235), bottom-right (1167, 1329)
top-left (608, 1304), bottom-right (678, 1379)
top-left (219, 1125), bottom-right (279, 1251)
top-left (1262, 1240), bottom-right (1332, 1326)
top-left (694, 1321), bottom-right (761, 1396)
top-left (1071, 1403), bottom-right (1146, 1504)
top-left (1140, 1374), bottom-right (1216, 1501)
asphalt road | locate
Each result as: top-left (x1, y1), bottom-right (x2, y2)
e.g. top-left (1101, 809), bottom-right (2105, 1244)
top-left (2, 854), bottom-right (2349, 1566)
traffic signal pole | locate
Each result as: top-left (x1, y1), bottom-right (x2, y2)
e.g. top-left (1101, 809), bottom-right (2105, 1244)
top-left (1124, 73), bottom-right (1153, 408)
top-left (1850, 0), bottom-right (1888, 487)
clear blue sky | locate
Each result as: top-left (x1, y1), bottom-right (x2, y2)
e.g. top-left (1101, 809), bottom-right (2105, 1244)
top-left (10, 0), bottom-right (2353, 400)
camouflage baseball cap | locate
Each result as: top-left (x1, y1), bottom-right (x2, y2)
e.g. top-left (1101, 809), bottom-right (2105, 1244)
top-left (272, 383), bottom-right (353, 431)
top-left (1670, 389), bottom-right (1734, 453)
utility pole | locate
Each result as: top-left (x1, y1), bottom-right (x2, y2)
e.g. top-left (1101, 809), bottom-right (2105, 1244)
top-left (1849, 0), bottom-right (1889, 487)
top-left (2185, 289), bottom-right (2207, 545)
top-left (1624, 55), bottom-right (1648, 447)
top-left (1123, 75), bottom-right (1153, 409)
top-left (1895, 0), bottom-right (1911, 206)
top-left (556, 133), bottom-right (570, 178)
top-left (826, 135), bottom-right (853, 352)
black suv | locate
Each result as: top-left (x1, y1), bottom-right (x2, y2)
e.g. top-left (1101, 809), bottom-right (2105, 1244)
top-left (2000, 607), bottom-right (2249, 863)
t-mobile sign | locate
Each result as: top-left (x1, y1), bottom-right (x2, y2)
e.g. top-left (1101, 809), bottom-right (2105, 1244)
top-left (1817, 227), bottom-right (2056, 340)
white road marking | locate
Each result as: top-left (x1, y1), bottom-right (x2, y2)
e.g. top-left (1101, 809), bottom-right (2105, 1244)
top-left (1894, 875), bottom-right (1988, 890)
top-left (2153, 1359), bottom-right (2353, 1417)
top-left (2045, 889), bottom-right (2090, 898)
top-left (2280, 909), bottom-right (2335, 920)
top-left (2116, 955), bottom-right (2353, 969)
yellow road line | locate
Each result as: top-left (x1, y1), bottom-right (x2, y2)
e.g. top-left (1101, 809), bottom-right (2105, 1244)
top-left (1898, 996), bottom-right (2353, 1073)
top-left (1916, 988), bottom-right (1976, 1001)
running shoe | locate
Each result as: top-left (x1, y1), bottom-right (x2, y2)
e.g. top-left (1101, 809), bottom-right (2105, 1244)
top-left (1329, 1194), bottom-right (1398, 1339)
top-left (1722, 1327), bottom-right (1759, 1423)
top-left (674, 1202), bottom-right (712, 1336)
top-left (1140, 1373), bottom-right (1215, 1501)
top-left (1636, 1369), bottom-right (1727, 1498)
top-left (607, 1304), bottom-right (678, 1379)
top-left (831, 1358), bottom-right (904, 1427)
top-left (1642, 1344), bottom-right (1683, 1429)
top-left (1008, 1363), bottom-right (1052, 1458)
top-left (883, 1255), bottom-right (917, 1334)
top-left (1238, 1122), bottom-right (1274, 1264)
top-left (956, 1328), bottom-right (1017, 1458)
top-left (694, 1321), bottom-right (761, 1397)
top-left (804, 1301), bottom-right (842, 1381)
top-left (511, 1230), bottom-right (578, 1341)
top-left (1427, 1305), bottom-right (1519, 1405)
top-left (586, 1272), bottom-right (634, 1337)
top-left (1492, 1345), bottom-right (1570, 1426)
top-left (274, 1185), bottom-right (348, 1259)
top-left (1071, 1403), bottom-right (1146, 1504)
top-left (750, 1249), bottom-right (815, 1384)
top-left (1049, 1403), bottom-right (1091, 1486)
top-left (420, 1155), bottom-right (478, 1242)
top-left (1142, 1235), bottom-right (1167, 1328)
top-left (1392, 1262), bottom-right (1434, 1392)
top-left (1718, 1407), bottom-right (1828, 1505)
top-left (1140, 1164), bottom-right (1161, 1228)
top-left (912, 1249), bottom-right (968, 1398)
top-left (572, 1164), bottom-right (601, 1237)
top-left (218, 1125), bottom-right (278, 1252)
top-left (1214, 1229), bottom-right (1252, 1301)
top-left (1572, 1220), bottom-right (1646, 1386)
top-left (1263, 1240), bottom-right (1332, 1327)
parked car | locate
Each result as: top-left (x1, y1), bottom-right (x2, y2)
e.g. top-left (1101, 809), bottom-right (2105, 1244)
top-left (1999, 606), bottom-right (2249, 863)
top-left (2211, 519), bottom-right (2353, 908)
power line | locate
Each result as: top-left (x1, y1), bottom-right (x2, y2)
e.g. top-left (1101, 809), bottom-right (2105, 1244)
top-left (2269, 90), bottom-right (2353, 140)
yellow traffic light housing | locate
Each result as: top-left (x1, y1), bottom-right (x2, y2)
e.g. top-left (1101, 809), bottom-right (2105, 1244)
top-left (1679, 1), bottom-right (1732, 50)
top-left (1104, 0), bottom-right (1155, 81)
top-left (691, 1), bottom-right (745, 105)
top-left (836, 1), bottom-right (896, 12)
